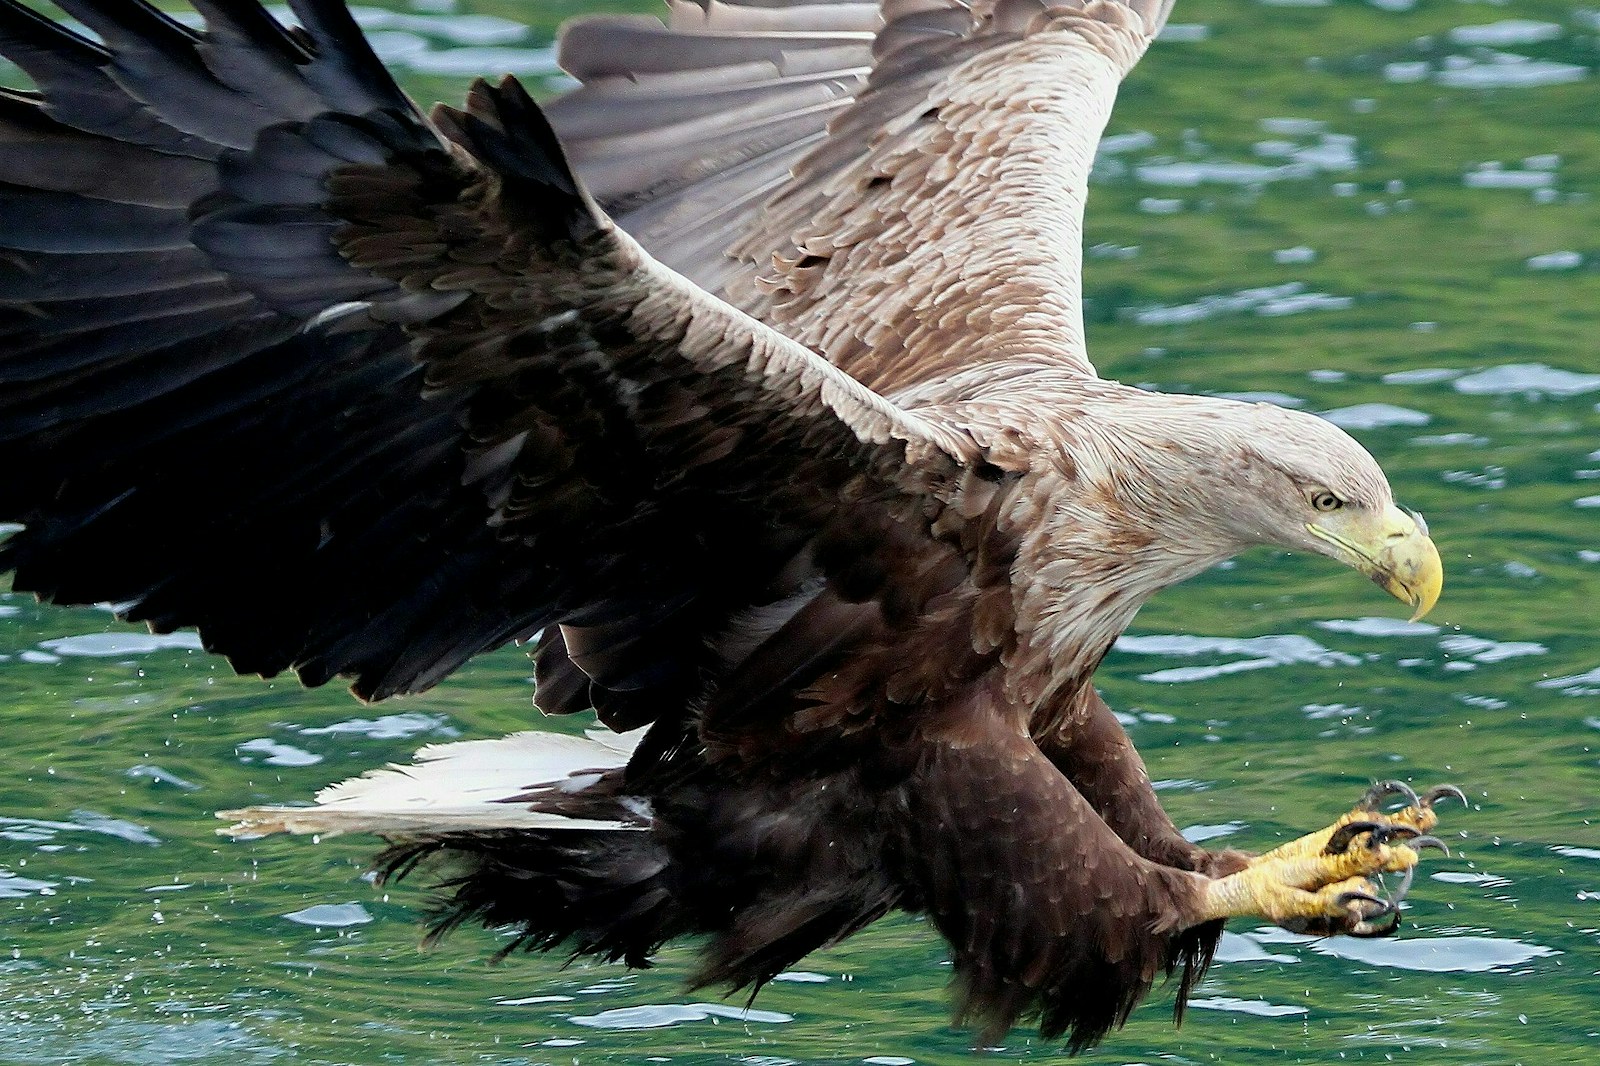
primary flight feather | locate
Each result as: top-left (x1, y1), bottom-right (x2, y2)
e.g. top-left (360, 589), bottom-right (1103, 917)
top-left (0, 0), bottom-right (1454, 1050)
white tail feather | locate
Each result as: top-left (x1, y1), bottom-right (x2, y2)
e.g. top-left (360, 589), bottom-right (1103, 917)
top-left (217, 727), bottom-right (649, 839)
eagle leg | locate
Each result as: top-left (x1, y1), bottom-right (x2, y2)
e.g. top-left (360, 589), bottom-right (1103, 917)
top-left (1194, 791), bottom-right (1458, 937)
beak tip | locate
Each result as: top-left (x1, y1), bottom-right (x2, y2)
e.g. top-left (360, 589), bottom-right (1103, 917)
top-left (1399, 539), bottom-right (1443, 623)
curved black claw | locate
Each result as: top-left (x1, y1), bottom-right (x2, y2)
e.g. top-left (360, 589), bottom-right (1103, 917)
top-left (1409, 834), bottom-right (1450, 857)
top-left (1335, 889), bottom-right (1390, 915)
top-left (1421, 784), bottom-right (1468, 809)
top-left (1349, 906), bottom-right (1403, 938)
top-left (1368, 823), bottom-right (1423, 847)
top-left (1358, 780), bottom-right (1421, 813)
top-left (1375, 835), bottom-right (1449, 915)
top-left (1386, 863), bottom-right (1416, 907)
top-left (1326, 820), bottom-right (1390, 854)
top-left (1338, 889), bottom-right (1399, 937)
top-left (1281, 889), bottom-right (1396, 938)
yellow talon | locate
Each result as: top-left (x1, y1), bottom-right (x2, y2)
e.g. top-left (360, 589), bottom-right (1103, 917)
top-left (1192, 781), bottom-right (1462, 937)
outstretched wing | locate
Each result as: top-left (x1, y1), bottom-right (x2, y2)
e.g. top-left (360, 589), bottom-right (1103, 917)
top-left (548, 0), bottom-right (1176, 392)
top-left (0, 1), bottom-right (986, 725)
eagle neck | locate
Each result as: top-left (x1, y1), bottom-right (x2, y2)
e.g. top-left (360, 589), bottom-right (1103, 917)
top-left (996, 389), bottom-right (1247, 735)
top-left (1005, 529), bottom-right (1217, 736)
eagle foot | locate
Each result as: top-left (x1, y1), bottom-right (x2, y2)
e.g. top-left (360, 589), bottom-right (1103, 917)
top-left (1196, 782), bottom-right (1460, 937)
top-left (1252, 779), bottom-right (1464, 866)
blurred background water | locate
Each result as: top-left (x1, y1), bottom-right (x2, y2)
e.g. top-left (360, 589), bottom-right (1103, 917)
top-left (1, 0), bottom-right (1598, 1062)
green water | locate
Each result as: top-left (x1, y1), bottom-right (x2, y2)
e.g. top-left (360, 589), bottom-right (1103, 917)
top-left (2, 0), bottom-right (1599, 1062)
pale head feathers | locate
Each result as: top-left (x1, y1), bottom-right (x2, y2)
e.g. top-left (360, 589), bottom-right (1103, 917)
top-left (1061, 389), bottom-right (1392, 549)
top-left (1009, 383), bottom-right (1394, 560)
top-left (992, 378), bottom-right (1398, 702)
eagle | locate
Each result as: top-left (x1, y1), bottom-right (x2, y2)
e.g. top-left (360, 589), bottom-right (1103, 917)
top-left (0, 0), bottom-right (1460, 1051)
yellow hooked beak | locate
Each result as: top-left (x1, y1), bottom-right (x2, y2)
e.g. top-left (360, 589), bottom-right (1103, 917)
top-left (1307, 504), bottom-right (1442, 621)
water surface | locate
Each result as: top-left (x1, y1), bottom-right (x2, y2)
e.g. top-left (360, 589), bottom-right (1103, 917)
top-left (2, 0), bottom-right (1598, 1062)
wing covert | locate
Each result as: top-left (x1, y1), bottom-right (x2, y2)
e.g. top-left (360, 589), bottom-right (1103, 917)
top-left (550, 0), bottom-right (1176, 394)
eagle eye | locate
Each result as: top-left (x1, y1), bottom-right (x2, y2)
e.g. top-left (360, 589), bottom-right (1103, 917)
top-left (1310, 490), bottom-right (1344, 513)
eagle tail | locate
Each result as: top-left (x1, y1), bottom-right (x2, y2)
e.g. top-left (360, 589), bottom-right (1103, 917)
top-left (373, 825), bottom-right (681, 969)
top-left (224, 727), bottom-right (901, 987)
top-left (374, 812), bottom-right (898, 985)
top-left (217, 728), bottom-right (649, 838)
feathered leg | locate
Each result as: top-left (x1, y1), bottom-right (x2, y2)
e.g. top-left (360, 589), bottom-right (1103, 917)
top-left (1037, 687), bottom-right (1250, 876)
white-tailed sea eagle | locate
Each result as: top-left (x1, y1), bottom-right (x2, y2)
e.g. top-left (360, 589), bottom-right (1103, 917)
top-left (0, 0), bottom-right (1457, 1050)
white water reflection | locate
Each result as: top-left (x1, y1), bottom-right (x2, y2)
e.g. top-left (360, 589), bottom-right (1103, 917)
top-left (1413, 432), bottom-right (1488, 446)
top-left (1098, 130), bottom-right (1158, 157)
top-left (283, 902), bottom-right (374, 928)
top-left (1253, 134), bottom-right (1359, 171)
top-left (1438, 634), bottom-right (1546, 663)
top-left (254, 6), bottom-right (558, 79)
top-left (0, 810), bottom-right (159, 846)
top-left (1131, 282), bottom-right (1352, 325)
top-left (1308, 935), bottom-right (1556, 972)
top-left (1526, 251), bottom-right (1583, 271)
top-left (0, 869), bottom-right (57, 898)
top-left (1453, 363), bottom-right (1600, 397)
top-left (1116, 633), bottom-right (1358, 683)
top-left (1212, 391), bottom-right (1306, 408)
top-left (38, 631), bottom-right (202, 657)
top-left (293, 713), bottom-right (456, 741)
top-left (342, 8), bottom-right (530, 45)
top-left (1449, 20), bottom-right (1563, 46)
top-left (1433, 871), bottom-right (1512, 887)
top-left (1385, 367), bottom-right (1462, 385)
top-left (1318, 617), bottom-right (1440, 637)
top-left (1189, 995), bottom-right (1306, 1017)
top-left (1442, 466), bottom-right (1507, 490)
top-left (571, 1003), bottom-right (794, 1030)
top-left (1440, 54), bottom-right (1585, 88)
top-left (1137, 197), bottom-right (1184, 214)
top-left (1539, 667), bottom-right (1600, 696)
top-left (1463, 162), bottom-right (1557, 189)
top-left (1261, 117), bottom-right (1326, 136)
top-left (1101, 125), bottom-right (1358, 188)
top-left (1320, 403), bottom-right (1431, 429)
top-left (236, 738), bottom-right (322, 767)
top-left (399, 45), bottom-right (558, 77)
top-left (1181, 821), bottom-right (1246, 843)
top-left (1302, 702), bottom-right (1365, 720)
top-left (126, 764), bottom-right (200, 791)
top-left (1136, 160), bottom-right (1314, 186)
top-left (1390, 54), bottom-right (1587, 88)
top-left (1215, 930), bottom-right (1300, 964)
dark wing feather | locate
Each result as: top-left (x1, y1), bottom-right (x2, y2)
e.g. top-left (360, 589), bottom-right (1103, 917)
top-left (0, 0), bottom-right (517, 699)
top-left (0, 1), bottom-right (994, 732)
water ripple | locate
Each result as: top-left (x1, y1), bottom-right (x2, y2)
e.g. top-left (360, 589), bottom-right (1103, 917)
top-left (38, 632), bottom-right (202, 657)
top-left (571, 1003), bottom-right (794, 1030)
top-left (1116, 633), bottom-right (1358, 683)
top-left (282, 903), bottom-right (373, 928)
top-left (1308, 935), bottom-right (1556, 972)
top-left (1453, 363), bottom-right (1600, 397)
top-left (1189, 996), bottom-right (1307, 1017)
top-left (1320, 403), bottom-right (1431, 429)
